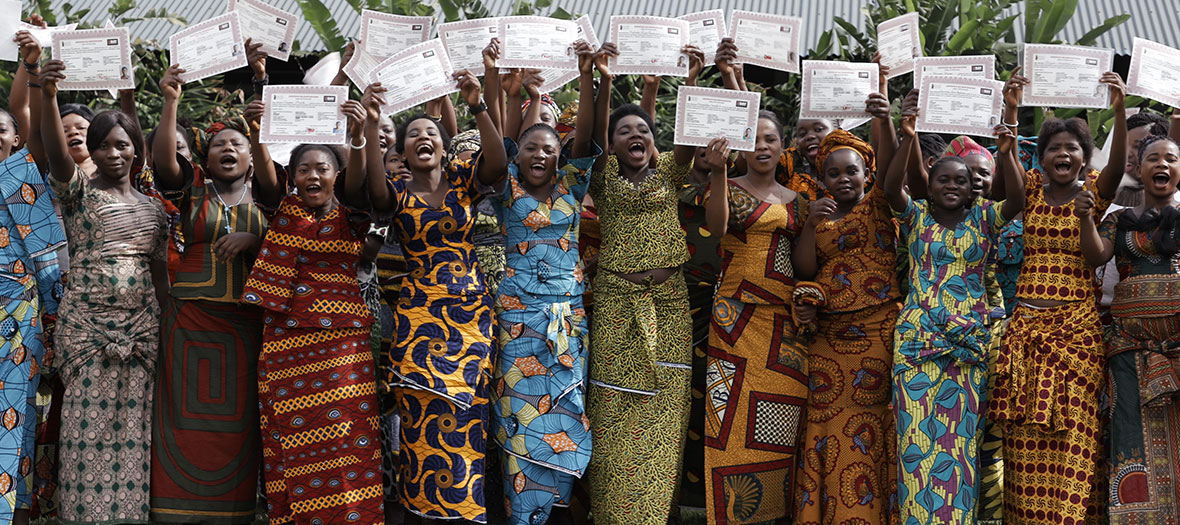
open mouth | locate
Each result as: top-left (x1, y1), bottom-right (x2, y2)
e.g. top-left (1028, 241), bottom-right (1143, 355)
top-left (1152, 172), bottom-right (1172, 187)
top-left (627, 141), bottom-right (646, 161)
top-left (415, 142), bottom-right (434, 161)
top-left (379, 136), bottom-right (389, 150)
top-left (529, 161), bottom-right (547, 177)
top-left (218, 154), bottom-right (238, 171)
top-left (68, 138), bottom-right (84, 149)
top-left (805, 143), bottom-right (819, 156)
top-left (304, 183), bottom-right (323, 197)
top-left (755, 153), bottom-right (773, 162)
top-left (1054, 161), bottom-right (1072, 176)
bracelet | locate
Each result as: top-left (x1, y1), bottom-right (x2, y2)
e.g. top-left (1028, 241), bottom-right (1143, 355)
top-left (349, 135), bottom-right (366, 150)
top-left (426, 113), bottom-right (442, 120)
top-left (469, 103), bottom-right (487, 115)
top-left (26, 81), bottom-right (40, 88)
top-left (22, 61), bottom-right (38, 72)
top-left (1002, 120), bottom-right (1018, 127)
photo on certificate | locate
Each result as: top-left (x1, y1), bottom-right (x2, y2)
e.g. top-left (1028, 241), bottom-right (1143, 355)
top-left (728, 10), bottom-right (802, 74)
top-left (912, 55), bottom-right (995, 90)
top-left (1022, 43), bottom-right (1113, 109)
top-left (497, 16), bottom-right (579, 70)
top-left (917, 75), bottom-right (1005, 138)
top-left (228, 0), bottom-right (297, 62)
top-left (53, 27), bottom-right (134, 91)
top-left (169, 12), bottom-right (248, 83)
top-left (1127, 38), bottom-right (1180, 107)
top-left (876, 12), bottom-right (921, 78)
top-left (609, 16), bottom-right (689, 77)
top-left (368, 39), bottom-right (459, 115)
top-left (674, 86), bottom-right (761, 151)
top-left (679, 10), bottom-right (725, 63)
top-left (259, 85), bottom-right (350, 145)
top-left (438, 18), bottom-right (500, 77)
top-left (799, 61), bottom-right (880, 119)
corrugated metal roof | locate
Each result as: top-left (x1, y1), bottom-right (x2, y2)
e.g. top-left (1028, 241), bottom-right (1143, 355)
top-left (46, 0), bottom-right (1180, 54)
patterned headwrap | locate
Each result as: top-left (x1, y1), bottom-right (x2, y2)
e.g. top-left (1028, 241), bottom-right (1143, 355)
top-left (448, 130), bottom-right (480, 163)
top-left (814, 129), bottom-right (876, 175)
top-left (191, 116), bottom-right (251, 169)
top-left (521, 93), bottom-right (560, 120)
top-left (945, 135), bottom-right (995, 168)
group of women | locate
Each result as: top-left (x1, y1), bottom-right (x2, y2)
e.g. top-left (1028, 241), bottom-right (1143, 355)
top-left (0, 12), bottom-right (1175, 525)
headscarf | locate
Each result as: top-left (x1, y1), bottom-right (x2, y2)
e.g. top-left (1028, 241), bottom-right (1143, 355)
top-left (447, 130), bottom-right (480, 163)
top-left (945, 135), bottom-right (995, 168)
top-left (814, 129), bottom-right (876, 175)
top-left (521, 93), bottom-right (560, 120)
top-left (192, 116), bottom-right (251, 169)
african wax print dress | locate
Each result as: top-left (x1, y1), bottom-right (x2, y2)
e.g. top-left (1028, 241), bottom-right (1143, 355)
top-left (585, 152), bottom-right (692, 525)
top-left (892, 195), bottom-right (1007, 524)
top-left (988, 169), bottom-right (1109, 525)
top-left (242, 193), bottom-right (383, 524)
top-left (150, 162), bottom-right (267, 523)
top-left (704, 181), bottom-right (808, 525)
top-left (796, 184), bottom-right (901, 524)
top-left (385, 156), bottom-right (495, 522)
top-left (1101, 206), bottom-right (1180, 523)
top-left (0, 150), bottom-right (64, 520)
top-left (490, 144), bottom-right (599, 524)
top-left (777, 147), bottom-right (825, 201)
top-left (51, 166), bottom-right (167, 524)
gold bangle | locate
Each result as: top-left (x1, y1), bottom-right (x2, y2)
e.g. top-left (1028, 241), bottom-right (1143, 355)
top-left (427, 113), bottom-right (442, 120)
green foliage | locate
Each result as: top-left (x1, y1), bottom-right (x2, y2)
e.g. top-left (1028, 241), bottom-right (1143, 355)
top-left (295, 0), bottom-right (347, 51)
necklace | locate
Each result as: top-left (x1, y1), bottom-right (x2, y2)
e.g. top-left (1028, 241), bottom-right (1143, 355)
top-left (209, 180), bottom-right (248, 234)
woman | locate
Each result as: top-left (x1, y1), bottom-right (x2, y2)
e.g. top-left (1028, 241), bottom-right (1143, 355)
top-left (987, 70), bottom-right (1127, 524)
top-left (362, 70), bottom-right (507, 522)
top-left (1083, 135), bottom-right (1180, 522)
top-left (885, 109), bottom-right (1024, 523)
top-left (37, 59), bottom-right (169, 525)
top-left (148, 58), bottom-right (268, 523)
top-left (583, 42), bottom-right (697, 524)
top-left (701, 112), bottom-right (807, 525)
top-left (792, 129), bottom-right (900, 524)
top-left (487, 40), bottom-right (599, 524)
top-left (241, 93), bottom-right (384, 522)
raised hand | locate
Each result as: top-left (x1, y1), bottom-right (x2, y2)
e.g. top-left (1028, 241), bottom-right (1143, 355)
top-left (866, 92), bottom-right (891, 119)
top-left (683, 44), bottom-right (705, 81)
top-left (246, 38), bottom-right (267, 79)
top-left (342, 99), bottom-right (366, 140)
top-left (807, 197), bottom-right (837, 227)
top-left (1099, 71), bottom-right (1126, 108)
top-left (483, 37), bottom-right (501, 72)
top-left (574, 40), bottom-right (595, 75)
top-left (994, 124), bottom-right (1016, 154)
top-left (715, 38), bottom-right (738, 75)
top-left (594, 42), bottom-right (619, 77)
top-left (503, 68), bottom-right (523, 96)
top-left (900, 89), bottom-right (919, 118)
top-left (1003, 66), bottom-right (1029, 109)
top-left (38, 60), bottom-right (66, 97)
top-left (243, 99), bottom-right (266, 132)
top-left (454, 69), bottom-right (482, 107)
top-left (703, 137), bottom-right (730, 172)
top-left (900, 114), bottom-right (917, 138)
top-left (160, 64), bottom-right (185, 101)
top-left (15, 31), bottom-right (40, 65)
top-left (522, 69), bottom-right (544, 99)
top-left (361, 83), bottom-right (387, 122)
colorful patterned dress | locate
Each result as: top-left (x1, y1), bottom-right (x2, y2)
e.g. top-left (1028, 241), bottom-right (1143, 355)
top-left (385, 157), bottom-right (495, 522)
top-left (704, 181), bottom-right (808, 525)
top-left (796, 184), bottom-right (900, 524)
top-left (242, 194), bottom-right (383, 524)
top-left (490, 145), bottom-right (599, 524)
top-left (988, 169), bottom-right (1109, 525)
top-left (0, 150), bottom-right (64, 520)
top-left (150, 165), bottom-right (267, 523)
top-left (51, 166), bottom-right (168, 524)
top-left (777, 147), bottom-right (825, 202)
top-left (585, 152), bottom-right (692, 525)
top-left (892, 195), bottom-right (1006, 523)
top-left (1100, 206), bottom-right (1180, 523)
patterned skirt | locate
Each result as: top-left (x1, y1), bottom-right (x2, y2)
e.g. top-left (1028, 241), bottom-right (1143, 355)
top-left (680, 268), bottom-right (715, 509)
top-left (586, 271), bottom-right (691, 525)
top-left (989, 301), bottom-right (1106, 525)
top-left (797, 301), bottom-right (899, 525)
top-left (150, 299), bottom-right (262, 523)
top-left (0, 287), bottom-right (46, 519)
top-left (256, 321), bottom-right (384, 524)
top-left (492, 291), bottom-right (590, 525)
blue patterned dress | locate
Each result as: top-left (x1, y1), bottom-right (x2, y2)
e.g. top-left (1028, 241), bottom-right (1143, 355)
top-left (491, 143), bottom-right (598, 524)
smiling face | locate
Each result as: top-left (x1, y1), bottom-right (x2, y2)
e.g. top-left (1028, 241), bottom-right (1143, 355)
top-left (517, 129), bottom-right (561, 190)
top-left (795, 118), bottom-right (833, 165)
top-left (1041, 131), bottom-right (1086, 186)
top-left (91, 125), bottom-right (136, 181)
top-left (742, 117), bottom-right (784, 176)
top-left (293, 148), bottom-right (339, 213)
top-left (929, 159), bottom-right (972, 211)
top-left (610, 114), bottom-right (655, 172)
top-left (62, 113), bottom-right (90, 164)
top-left (962, 154), bottom-right (994, 199)
top-left (377, 116), bottom-right (396, 154)
top-left (1139, 139), bottom-right (1180, 202)
top-left (820, 149), bottom-right (866, 206)
top-left (403, 118), bottom-right (445, 172)
top-left (204, 129), bottom-right (251, 183)
top-left (384, 148), bottom-right (410, 180)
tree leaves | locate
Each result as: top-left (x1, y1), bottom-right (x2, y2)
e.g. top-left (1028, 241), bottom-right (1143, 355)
top-left (294, 0), bottom-right (347, 52)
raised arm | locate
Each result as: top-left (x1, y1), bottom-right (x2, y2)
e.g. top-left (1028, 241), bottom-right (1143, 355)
top-left (1095, 72), bottom-right (1126, 200)
top-left (868, 54), bottom-right (897, 179)
top-left (330, 40), bottom-right (356, 87)
top-left (482, 39), bottom-right (504, 135)
top-left (991, 69), bottom-right (1028, 200)
top-left (37, 61), bottom-right (77, 183)
top-left (243, 100), bottom-right (283, 207)
top-left (715, 38), bottom-right (742, 91)
top-left (898, 89), bottom-right (929, 200)
top-left (672, 45), bottom-right (706, 167)
top-left (520, 70), bottom-right (545, 131)
top-left (1075, 190), bottom-right (1110, 266)
top-left (1171, 107), bottom-right (1180, 145)
top-left (884, 114), bottom-right (917, 212)
top-left (640, 75), bottom-right (659, 121)
top-left (11, 29), bottom-right (41, 151)
top-left (118, 89), bottom-right (138, 123)
top-left (571, 40), bottom-right (597, 159)
top-left (362, 84), bottom-right (394, 211)
top-left (994, 124), bottom-right (1025, 219)
top-left (503, 68), bottom-right (525, 140)
top-left (592, 43), bottom-right (618, 174)
top-left (341, 99), bottom-right (368, 206)
top-left (152, 65), bottom-right (187, 189)
top-left (458, 70), bottom-right (507, 186)
top-left (703, 137), bottom-right (732, 237)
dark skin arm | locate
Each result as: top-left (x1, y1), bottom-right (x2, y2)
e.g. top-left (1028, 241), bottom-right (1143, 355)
top-left (899, 89), bottom-right (929, 200)
top-left (640, 74), bottom-right (659, 120)
top-left (457, 69), bottom-right (509, 186)
top-left (702, 137), bottom-right (733, 237)
top-left (794, 197), bottom-right (837, 281)
top-left (341, 100), bottom-right (368, 206)
top-left (152, 65), bottom-right (187, 189)
top-left (519, 69), bottom-right (545, 131)
top-left (591, 43), bottom-right (618, 175)
top-left (362, 84), bottom-right (394, 211)
top-left (13, 30), bottom-right (42, 167)
top-left (38, 61), bottom-right (78, 183)
top-left (992, 67), bottom-right (1028, 200)
top-left (1095, 72), bottom-right (1127, 200)
top-left (331, 40), bottom-right (356, 87)
top-left (869, 53), bottom-right (897, 181)
top-left (242, 101), bottom-right (283, 208)
top-left (483, 38), bottom-right (504, 134)
top-left (1171, 106), bottom-right (1180, 145)
top-left (119, 88), bottom-right (138, 123)
top-left (504, 68), bottom-right (525, 141)
top-left (715, 38), bottom-right (742, 91)
top-left (885, 114), bottom-right (918, 213)
top-left (570, 40), bottom-right (597, 159)
top-left (995, 123), bottom-right (1025, 220)
top-left (1076, 190), bottom-right (1110, 266)
top-left (151, 258), bottom-right (170, 315)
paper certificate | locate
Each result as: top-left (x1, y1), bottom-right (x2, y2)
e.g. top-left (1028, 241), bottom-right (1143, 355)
top-left (609, 16), bottom-right (689, 77)
top-left (369, 39), bottom-right (459, 116)
top-left (917, 76), bottom-right (1005, 137)
top-left (228, 0), bottom-right (297, 62)
top-left (358, 10), bottom-right (431, 59)
top-left (0, 1), bottom-right (21, 62)
top-left (1127, 38), bottom-right (1180, 107)
top-left (52, 28), bottom-right (134, 91)
top-left (169, 13), bottom-right (248, 83)
top-left (1023, 44), bottom-right (1113, 108)
top-left (800, 61), bottom-right (880, 119)
top-left (912, 55), bottom-right (994, 89)
top-left (438, 18), bottom-right (499, 76)
top-left (679, 10), bottom-right (725, 63)
top-left (343, 44), bottom-right (382, 90)
top-left (535, 16), bottom-right (600, 94)
top-left (674, 86), bottom-right (760, 151)
top-left (876, 12), bottom-right (921, 78)
top-left (259, 85), bottom-right (349, 145)
top-left (728, 10), bottom-right (802, 74)
top-left (498, 16), bottom-right (578, 70)
top-left (19, 22), bottom-right (78, 48)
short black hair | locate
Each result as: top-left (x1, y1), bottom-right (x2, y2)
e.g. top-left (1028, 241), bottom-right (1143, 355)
top-left (929, 155), bottom-right (968, 177)
top-left (1136, 135), bottom-right (1180, 166)
top-left (1127, 111), bottom-right (1168, 137)
top-left (607, 104), bottom-right (655, 142)
top-left (758, 110), bottom-right (783, 139)
top-left (1037, 117), bottom-right (1094, 164)
top-left (0, 109), bottom-right (17, 136)
top-left (395, 114), bottom-right (451, 155)
top-left (918, 134), bottom-right (947, 160)
top-left (60, 103), bottom-right (95, 122)
top-left (146, 123), bottom-right (191, 152)
top-left (519, 123), bottom-right (560, 145)
top-left (289, 143), bottom-right (345, 172)
top-left (86, 110), bottom-right (144, 162)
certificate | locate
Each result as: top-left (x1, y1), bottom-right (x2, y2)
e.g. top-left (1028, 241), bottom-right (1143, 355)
top-left (800, 61), bottom-right (880, 119)
top-left (259, 85), bottom-right (349, 145)
top-left (52, 28), bottom-right (134, 91)
top-left (228, 0), bottom-right (297, 62)
top-left (728, 10), bottom-right (802, 74)
top-left (498, 16), bottom-right (578, 70)
top-left (876, 12), bottom-right (921, 78)
top-left (343, 44), bottom-right (383, 90)
top-left (535, 16), bottom-right (600, 94)
top-left (169, 13), bottom-right (248, 83)
top-left (916, 76), bottom-right (1005, 137)
top-left (609, 16), bottom-right (689, 77)
top-left (368, 39), bottom-right (459, 116)
top-left (1023, 43), bottom-right (1113, 108)
top-left (358, 10), bottom-right (431, 59)
top-left (1127, 38), bottom-right (1180, 107)
top-left (674, 86), bottom-right (760, 151)
top-left (913, 55), bottom-right (994, 89)
top-left (679, 10), bottom-right (725, 63)
top-left (18, 21), bottom-right (78, 47)
top-left (438, 18), bottom-right (499, 76)
top-left (0, 1), bottom-right (20, 62)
